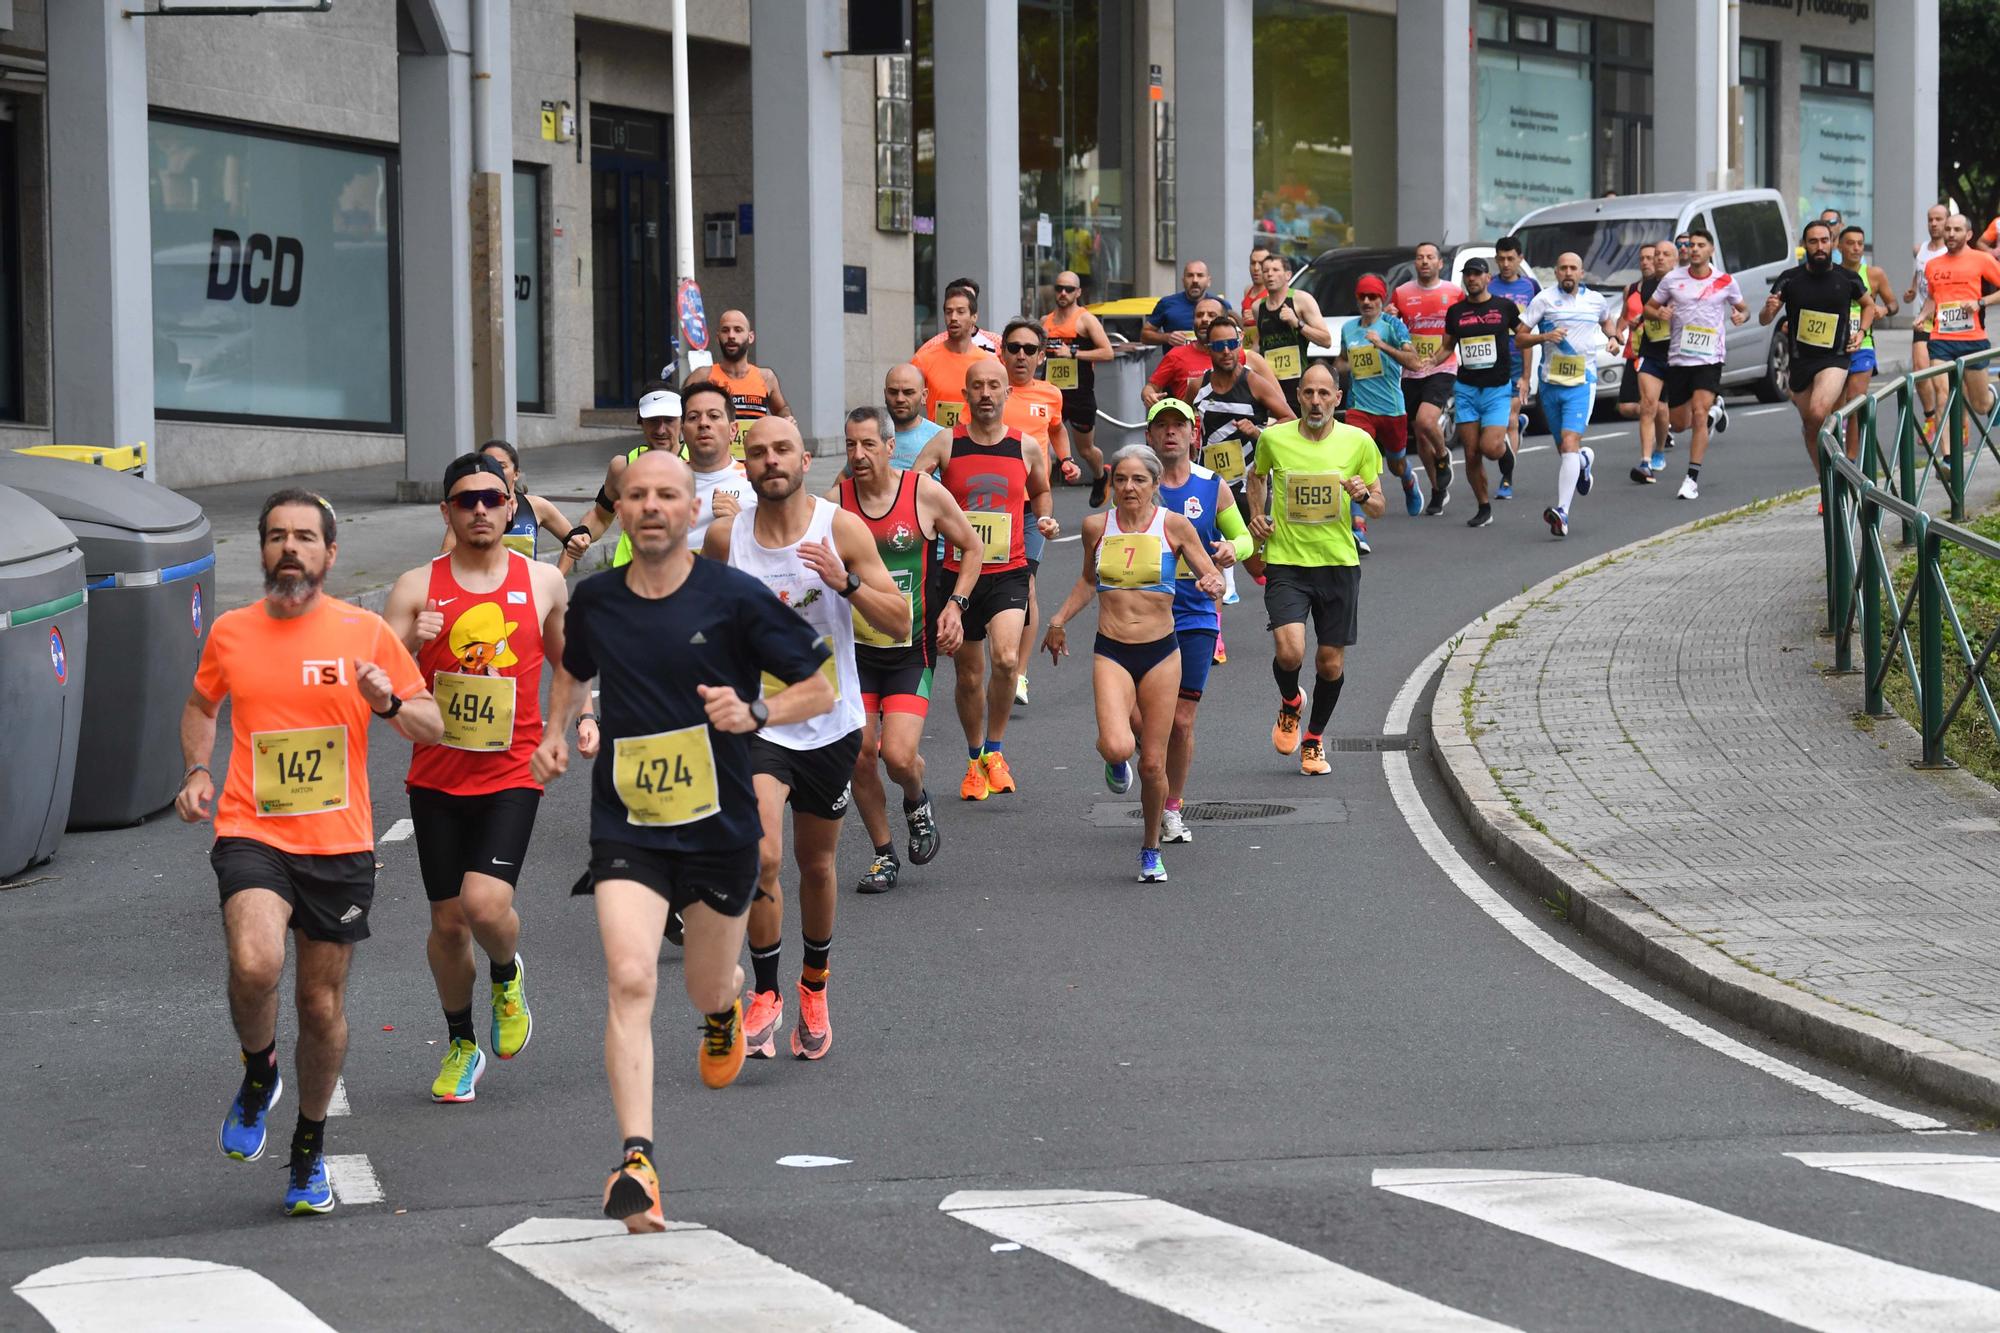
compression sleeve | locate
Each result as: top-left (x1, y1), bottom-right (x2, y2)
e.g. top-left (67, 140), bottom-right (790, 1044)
top-left (1215, 497), bottom-right (1255, 562)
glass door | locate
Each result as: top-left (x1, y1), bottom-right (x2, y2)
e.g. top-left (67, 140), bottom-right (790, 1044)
top-left (590, 107), bottom-right (674, 408)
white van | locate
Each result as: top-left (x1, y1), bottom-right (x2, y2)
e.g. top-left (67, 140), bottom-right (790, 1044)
top-left (1509, 189), bottom-right (1796, 402)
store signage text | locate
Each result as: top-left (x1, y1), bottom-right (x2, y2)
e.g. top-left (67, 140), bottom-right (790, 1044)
top-left (205, 229), bottom-right (305, 308)
top-left (1743, 0), bottom-right (1869, 23)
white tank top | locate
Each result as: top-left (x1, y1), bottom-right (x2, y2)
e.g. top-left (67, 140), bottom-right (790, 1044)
top-left (727, 496), bottom-right (863, 751)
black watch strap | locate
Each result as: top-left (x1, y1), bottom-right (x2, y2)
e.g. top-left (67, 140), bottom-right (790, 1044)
top-left (373, 694), bottom-right (404, 720)
top-left (949, 593), bottom-right (971, 610)
top-left (749, 698), bottom-right (771, 731)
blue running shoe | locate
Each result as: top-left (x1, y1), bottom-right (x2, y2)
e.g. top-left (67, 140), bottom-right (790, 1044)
top-left (284, 1153), bottom-right (336, 1217)
top-left (1138, 848), bottom-right (1168, 883)
top-left (1575, 446), bottom-right (1595, 496)
top-left (220, 1067), bottom-right (284, 1161)
top-left (1105, 758), bottom-right (1133, 795)
top-left (1404, 480), bottom-right (1424, 517)
top-left (1650, 448), bottom-right (1666, 472)
top-left (1222, 590), bottom-right (1241, 606)
top-left (1495, 478), bottom-right (1513, 500)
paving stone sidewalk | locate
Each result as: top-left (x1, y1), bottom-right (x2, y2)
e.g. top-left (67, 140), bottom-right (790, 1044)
top-left (1456, 493), bottom-right (2000, 1085)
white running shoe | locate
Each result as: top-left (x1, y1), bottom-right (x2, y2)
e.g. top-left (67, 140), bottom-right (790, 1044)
top-left (1677, 475), bottom-right (1699, 500)
top-left (1161, 807), bottom-right (1193, 844)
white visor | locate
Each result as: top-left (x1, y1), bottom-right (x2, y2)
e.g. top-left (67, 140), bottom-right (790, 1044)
top-left (638, 390), bottom-right (682, 419)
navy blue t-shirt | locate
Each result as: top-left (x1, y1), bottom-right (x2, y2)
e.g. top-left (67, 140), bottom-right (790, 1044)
top-left (1147, 289), bottom-right (1210, 334)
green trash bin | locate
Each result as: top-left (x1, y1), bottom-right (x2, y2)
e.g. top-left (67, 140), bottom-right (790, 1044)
top-left (0, 484), bottom-right (87, 879)
top-left (0, 455), bottom-right (215, 828)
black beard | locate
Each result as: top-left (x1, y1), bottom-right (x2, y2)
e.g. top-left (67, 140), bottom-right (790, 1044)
top-left (1806, 252), bottom-right (1832, 271)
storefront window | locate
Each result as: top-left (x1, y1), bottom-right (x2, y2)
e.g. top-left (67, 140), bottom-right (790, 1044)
top-left (1739, 40), bottom-right (1774, 189)
top-left (513, 166), bottom-right (544, 413)
top-left (1251, 0), bottom-right (1354, 263)
top-left (1799, 49), bottom-right (1873, 237)
top-left (0, 107), bottom-right (20, 423)
top-left (912, 0), bottom-right (938, 337)
top-left (149, 117), bottom-right (398, 429)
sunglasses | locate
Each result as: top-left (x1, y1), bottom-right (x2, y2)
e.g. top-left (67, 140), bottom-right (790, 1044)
top-left (1004, 342), bottom-right (1043, 356)
top-left (1055, 283), bottom-right (1079, 293)
top-left (448, 489), bottom-right (510, 512)
top-left (1208, 339), bottom-right (1242, 352)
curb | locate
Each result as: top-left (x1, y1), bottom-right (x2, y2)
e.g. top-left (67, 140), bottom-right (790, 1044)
top-left (1427, 496), bottom-right (2000, 1122)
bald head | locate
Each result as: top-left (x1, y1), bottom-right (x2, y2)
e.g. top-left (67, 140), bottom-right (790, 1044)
top-left (1555, 251), bottom-right (1584, 291)
top-left (617, 449), bottom-right (697, 559)
top-left (965, 355), bottom-right (1008, 426)
top-left (1054, 270), bottom-right (1083, 308)
top-left (743, 416), bottom-right (809, 503)
top-left (716, 308), bottom-right (755, 360)
top-left (884, 362), bottom-right (926, 427)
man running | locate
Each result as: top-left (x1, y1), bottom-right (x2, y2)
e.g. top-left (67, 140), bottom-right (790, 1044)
top-left (705, 418), bottom-right (906, 1063)
top-left (917, 277), bottom-right (1001, 355)
top-left (450, 439), bottom-right (592, 565)
top-left (707, 309), bottom-right (794, 456)
top-left (1645, 227), bottom-right (1747, 499)
top-left (1241, 243), bottom-right (1273, 316)
top-left (569, 382), bottom-right (681, 564)
top-left (1192, 312), bottom-right (1293, 598)
top-left (178, 489), bottom-right (441, 1215)
top-left (1149, 398), bottom-right (1252, 844)
top-left (1488, 235), bottom-right (1543, 496)
top-left (1249, 251), bottom-right (1333, 413)
top-left (1523, 252), bottom-right (1620, 537)
top-left (1762, 220), bottom-right (1872, 473)
top-left (1247, 362), bottom-right (1383, 775)
top-left (533, 449), bottom-right (834, 1233)
top-left (1043, 269), bottom-right (1114, 503)
top-left (1913, 214), bottom-right (2000, 457)
top-left (911, 285), bottom-right (991, 428)
top-left (1143, 295), bottom-right (1276, 408)
top-left (1905, 204), bottom-right (1950, 434)
top-left (910, 357), bottom-right (1061, 801)
top-left (835, 407), bottom-right (981, 893)
top-left (1391, 242), bottom-right (1463, 514)
top-left (1837, 225), bottom-right (1899, 461)
top-left (384, 454), bottom-right (568, 1102)
top-left (1339, 274), bottom-right (1427, 527)
top-left (1144, 260), bottom-right (1213, 348)
top-left (1000, 318), bottom-right (1071, 707)
top-left (885, 364), bottom-right (944, 469)
top-left (1618, 242), bottom-right (1673, 480)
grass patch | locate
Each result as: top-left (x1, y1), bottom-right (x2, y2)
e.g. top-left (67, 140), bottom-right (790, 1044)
top-left (1877, 508), bottom-right (2000, 786)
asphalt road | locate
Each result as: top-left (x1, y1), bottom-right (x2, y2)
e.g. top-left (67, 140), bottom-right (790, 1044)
top-left (6, 400), bottom-right (1997, 1332)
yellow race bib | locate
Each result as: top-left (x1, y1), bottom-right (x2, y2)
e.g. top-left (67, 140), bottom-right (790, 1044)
top-left (1797, 309), bottom-right (1839, 349)
top-left (1286, 472), bottom-right (1347, 526)
top-left (1937, 302), bottom-right (1978, 336)
top-left (852, 570), bottom-right (916, 649)
top-left (935, 401), bottom-right (966, 427)
top-left (732, 420), bottom-right (751, 461)
top-left (761, 636), bottom-right (841, 703)
top-left (1265, 344), bottom-right (1303, 381)
top-left (252, 725), bottom-right (348, 817)
top-left (1545, 353), bottom-right (1588, 386)
top-left (435, 672), bottom-right (516, 752)
top-left (1099, 532), bottom-right (1164, 590)
top-left (613, 725), bottom-right (720, 827)
top-left (955, 510), bottom-right (1014, 566)
top-left (1045, 357), bottom-right (1078, 389)
top-left (1347, 343), bottom-right (1384, 379)
top-left (1413, 333), bottom-right (1443, 362)
top-left (1642, 314), bottom-right (1670, 343)
top-left (1202, 439), bottom-right (1246, 482)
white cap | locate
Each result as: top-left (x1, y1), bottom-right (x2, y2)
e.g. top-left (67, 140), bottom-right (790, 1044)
top-left (638, 389), bottom-right (682, 420)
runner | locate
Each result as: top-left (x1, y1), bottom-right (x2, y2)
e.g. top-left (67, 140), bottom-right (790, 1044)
top-left (532, 449), bottom-right (835, 1233)
top-left (569, 382), bottom-right (681, 565)
top-left (1338, 274), bottom-right (1428, 526)
top-left (1191, 312), bottom-right (1293, 598)
top-left (1523, 252), bottom-right (1620, 538)
top-left (1148, 398), bottom-right (1253, 844)
top-left (177, 489), bottom-right (440, 1215)
top-left (917, 278), bottom-right (1001, 355)
top-left (1912, 214), bottom-right (2000, 462)
top-left (1042, 269), bottom-right (1114, 504)
top-left (1837, 225), bottom-right (1900, 462)
top-left (1246, 363), bottom-right (1382, 775)
top-left (384, 454), bottom-right (568, 1102)
top-left (999, 318), bottom-right (1072, 707)
top-left (1617, 242), bottom-right (1674, 481)
top-left (1041, 443), bottom-right (1224, 883)
top-left (1904, 204), bottom-right (1950, 436)
top-left (1391, 242), bottom-right (1464, 514)
top-left (1761, 220), bottom-right (1872, 474)
top-left (1143, 260), bottom-right (1213, 348)
top-left (1488, 235), bottom-right (1543, 496)
top-left (1645, 227), bottom-right (1748, 499)
top-left (635, 379), bottom-right (757, 563)
top-left (442, 439), bottom-right (592, 565)
top-left (909, 357), bottom-right (1062, 801)
top-left (884, 364), bottom-right (944, 469)
top-left (911, 285), bottom-right (991, 428)
top-left (708, 309), bottom-right (794, 457)
top-left (1142, 295), bottom-right (1276, 408)
top-left (1249, 251), bottom-right (1333, 413)
top-left (1241, 243), bottom-right (1273, 316)
top-left (833, 407), bottom-right (981, 893)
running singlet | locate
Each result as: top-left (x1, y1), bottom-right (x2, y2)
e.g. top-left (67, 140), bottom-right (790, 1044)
top-left (1773, 263), bottom-right (1867, 363)
top-left (940, 428), bottom-right (1031, 575)
top-left (1339, 315), bottom-right (1411, 419)
top-left (1924, 249), bottom-right (2000, 342)
top-left (1392, 279), bottom-right (1463, 378)
top-left (910, 342), bottom-right (987, 427)
top-left (1847, 265), bottom-right (1882, 351)
top-left (837, 472), bottom-right (929, 655)
top-left (1041, 310), bottom-right (1096, 395)
top-left (1654, 267), bottom-right (1744, 366)
top-left (1621, 284), bottom-right (1645, 362)
top-left (501, 492), bottom-right (538, 558)
top-left (1251, 421), bottom-right (1380, 569)
top-left (407, 552), bottom-right (544, 796)
top-left (1253, 290), bottom-right (1308, 389)
top-left (1159, 464), bottom-right (1230, 632)
top-left (1636, 272), bottom-right (1671, 361)
top-left (193, 597), bottom-right (425, 856)
top-left (892, 417), bottom-right (944, 472)
top-left (1095, 503), bottom-right (1176, 597)
top-left (1913, 240), bottom-right (1948, 330)
top-left (1191, 372), bottom-right (1265, 485)
top-left (726, 496), bottom-right (864, 751)
top-left (1522, 286), bottom-right (1612, 386)
top-left (1443, 298), bottom-right (1522, 388)
top-left (710, 363), bottom-right (773, 457)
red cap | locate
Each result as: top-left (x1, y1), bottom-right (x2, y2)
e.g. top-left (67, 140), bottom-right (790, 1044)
top-left (1355, 274), bottom-right (1388, 299)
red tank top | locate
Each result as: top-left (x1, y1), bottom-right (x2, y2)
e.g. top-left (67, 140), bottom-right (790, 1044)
top-left (407, 551), bottom-right (545, 795)
top-left (940, 428), bottom-right (1030, 575)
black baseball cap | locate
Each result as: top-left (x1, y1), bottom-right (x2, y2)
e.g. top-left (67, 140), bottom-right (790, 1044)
top-left (1461, 256), bottom-right (1490, 276)
top-left (442, 452), bottom-right (509, 493)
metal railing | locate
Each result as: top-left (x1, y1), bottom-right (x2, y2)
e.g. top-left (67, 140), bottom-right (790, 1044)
top-left (1820, 346), bottom-right (2000, 768)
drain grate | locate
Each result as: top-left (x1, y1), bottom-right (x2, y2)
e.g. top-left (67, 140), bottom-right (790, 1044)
top-left (1086, 797), bottom-right (1346, 829)
top-left (1328, 736), bottom-right (1416, 752)
top-left (1127, 801), bottom-right (1294, 821)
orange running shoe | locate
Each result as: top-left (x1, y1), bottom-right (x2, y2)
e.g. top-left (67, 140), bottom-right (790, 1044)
top-left (1272, 699), bottom-right (1302, 755)
top-left (744, 989), bottom-right (784, 1059)
top-left (699, 998), bottom-right (746, 1089)
top-left (603, 1150), bottom-right (666, 1233)
top-left (1213, 635), bottom-right (1227, 665)
top-left (1299, 739), bottom-right (1330, 776)
top-left (791, 982), bottom-right (832, 1060)
top-left (960, 757), bottom-right (989, 801)
top-left (981, 750), bottom-right (1017, 794)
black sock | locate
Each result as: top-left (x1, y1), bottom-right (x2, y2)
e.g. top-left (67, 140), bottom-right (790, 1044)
top-left (801, 935), bottom-right (831, 987)
top-left (290, 1113), bottom-right (325, 1162)
top-left (902, 789), bottom-right (928, 812)
top-left (489, 955), bottom-right (518, 985)
top-left (874, 841), bottom-right (896, 860)
top-left (1307, 673), bottom-right (1345, 737)
top-left (750, 942), bottom-right (781, 995)
top-left (1687, 462), bottom-right (1702, 481)
top-left (242, 1041), bottom-right (277, 1084)
top-left (444, 1005), bottom-right (475, 1045)
top-left (622, 1135), bottom-right (653, 1161)
top-left (1272, 659), bottom-right (1301, 704)
top-left (1500, 449), bottom-right (1515, 481)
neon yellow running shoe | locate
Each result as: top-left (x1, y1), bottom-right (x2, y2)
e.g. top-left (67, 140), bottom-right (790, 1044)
top-left (431, 1037), bottom-right (486, 1103)
top-left (491, 952), bottom-right (532, 1059)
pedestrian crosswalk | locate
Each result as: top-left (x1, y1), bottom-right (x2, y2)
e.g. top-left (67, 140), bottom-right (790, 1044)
top-left (14, 1154), bottom-right (2000, 1331)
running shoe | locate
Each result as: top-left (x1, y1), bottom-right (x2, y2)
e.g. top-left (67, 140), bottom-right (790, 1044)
top-left (1089, 470), bottom-right (1109, 508)
top-left (1710, 401), bottom-right (1729, 433)
top-left (791, 982), bottom-right (831, 1060)
top-left (1161, 807), bottom-right (1193, 844)
top-left (664, 910), bottom-right (684, 947)
top-left (1575, 446), bottom-right (1595, 496)
top-left (491, 953), bottom-right (531, 1060)
top-left (699, 997), bottom-right (746, 1089)
top-left (1213, 635), bottom-right (1227, 665)
top-left (283, 1153), bottom-right (335, 1217)
top-left (1353, 520), bottom-right (1370, 556)
top-left (1104, 757), bottom-right (1134, 794)
top-left (745, 989), bottom-right (784, 1059)
top-left (1426, 470), bottom-right (1451, 516)
top-left (220, 1065), bottom-right (284, 1161)
top-left (959, 757), bottom-right (989, 801)
top-left (1137, 848), bottom-right (1169, 883)
top-left (1495, 477), bottom-right (1513, 501)
top-left (603, 1149), bottom-right (666, 1233)
top-left (906, 799), bottom-right (941, 865)
top-left (1272, 699), bottom-right (1302, 755)
top-left (1467, 504), bottom-right (1493, 529)
top-left (1664, 433), bottom-right (1675, 450)
top-left (1223, 589), bottom-right (1242, 605)
top-left (1650, 448), bottom-right (1667, 472)
top-left (1543, 505), bottom-right (1569, 538)
top-left (1517, 413), bottom-right (1529, 436)
top-left (981, 750), bottom-right (1017, 794)
top-left (431, 1038), bottom-right (486, 1104)
top-left (1299, 740), bottom-right (1331, 776)
top-left (1631, 463), bottom-right (1655, 485)
top-left (1678, 475), bottom-right (1700, 500)
top-left (1404, 479), bottom-right (1425, 517)
top-left (1014, 674), bottom-right (1029, 706)
top-left (857, 851), bottom-right (900, 894)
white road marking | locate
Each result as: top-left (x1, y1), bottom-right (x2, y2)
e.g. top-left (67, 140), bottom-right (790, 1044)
top-left (327, 1076), bottom-right (350, 1117)
top-left (1382, 629), bottom-right (1946, 1131)
top-left (1051, 533), bottom-right (1081, 544)
top-left (939, 1188), bottom-right (1515, 1331)
top-left (1789, 1152), bottom-right (2000, 1214)
top-left (776, 1154), bottom-right (851, 1167)
top-left (1741, 403), bottom-right (1792, 416)
top-left (13, 1257), bottom-right (337, 1332)
top-left (379, 818), bottom-right (414, 844)
top-left (325, 1153), bottom-right (383, 1205)
top-left (489, 1216), bottom-right (914, 1332)
top-left (1375, 1168), bottom-right (2000, 1331)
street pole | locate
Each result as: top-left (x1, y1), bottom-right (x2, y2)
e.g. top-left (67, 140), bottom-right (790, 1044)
top-left (671, 0), bottom-right (697, 380)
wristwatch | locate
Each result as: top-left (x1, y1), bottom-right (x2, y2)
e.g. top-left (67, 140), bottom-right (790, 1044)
top-left (373, 695), bottom-right (404, 720)
top-left (749, 698), bottom-right (771, 731)
top-left (838, 569), bottom-right (862, 599)
top-left (576, 713), bottom-right (597, 731)
top-left (949, 593), bottom-right (971, 611)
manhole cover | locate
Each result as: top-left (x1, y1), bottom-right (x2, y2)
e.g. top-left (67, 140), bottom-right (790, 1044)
top-left (1126, 801), bottom-right (1294, 821)
top-left (1329, 736), bottom-right (1416, 752)
top-left (1085, 798), bottom-right (1345, 828)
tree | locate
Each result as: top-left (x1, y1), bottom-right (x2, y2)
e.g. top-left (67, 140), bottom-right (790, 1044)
top-left (1940, 0), bottom-right (2000, 222)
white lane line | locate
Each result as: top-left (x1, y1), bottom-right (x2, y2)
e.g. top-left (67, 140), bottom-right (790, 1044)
top-left (489, 1216), bottom-right (915, 1332)
top-left (13, 1257), bottom-right (338, 1332)
top-left (325, 1154), bottom-right (383, 1205)
top-left (940, 1188), bottom-right (1515, 1331)
top-left (327, 1076), bottom-right (350, 1117)
top-left (1789, 1153), bottom-right (2000, 1215)
top-left (1375, 1168), bottom-right (2000, 1332)
top-left (1582, 430), bottom-right (1627, 441)
top-left (1383, 630), bottom-right (1945, 1132)
top-left (1740, 403), bottom-right (1792, 416)
top-left (379, 818), bottom-right (414, 844)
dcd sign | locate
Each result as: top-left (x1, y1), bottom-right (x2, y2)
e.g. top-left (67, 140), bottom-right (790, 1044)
top-left (207, 229), bottom-right (304, 307)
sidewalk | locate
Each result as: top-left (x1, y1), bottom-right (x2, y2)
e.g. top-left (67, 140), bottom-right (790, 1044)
top-left (1434, 474), bottom-right (2000, 1117)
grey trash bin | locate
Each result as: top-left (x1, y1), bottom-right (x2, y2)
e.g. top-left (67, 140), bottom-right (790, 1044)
top-left (0, 485), bottom-right (87, 879)
top-left (0, 456), bottom-right (214, 828)
top-left (1091, 344), bottom-right (1161, 457)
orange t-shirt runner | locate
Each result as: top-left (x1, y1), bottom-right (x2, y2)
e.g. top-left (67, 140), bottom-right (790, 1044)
top-left (1924, 248), bottom-right (2000, 343)
top-left (1002, 379), bottom-right (1066, 461)
top-left (910, 342), bottom-right (987, 428)
top-left (194, 597), bottom-right (425, 856)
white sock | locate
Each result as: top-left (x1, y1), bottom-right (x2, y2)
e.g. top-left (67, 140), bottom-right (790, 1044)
top-left (1224, 564), bottom-right (1238, 598)
top-left (1557, 452), bottom-right (1582, 512)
